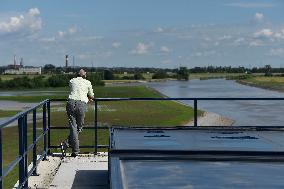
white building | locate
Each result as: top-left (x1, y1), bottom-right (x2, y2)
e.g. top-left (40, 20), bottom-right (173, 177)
top-left (4, 67), bottom-right (42, 75)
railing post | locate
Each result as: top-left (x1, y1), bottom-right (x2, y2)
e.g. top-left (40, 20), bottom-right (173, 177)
top-left (32, 109), bottom-right (39, 176)
top-left (24, 115), bottom-right (28, 188)
top-left (0, 129), bottom-right (3, 189)
top-left (95, 100), bottom-right (98, 154)
top-left (43, 104), bottom-right (47, 160)
top-left (47, 100), bottom-right (51, 155)
top-left (194, 99), bottom-right (198, 127)
top-left (18, 116), bottom-right (28, 188)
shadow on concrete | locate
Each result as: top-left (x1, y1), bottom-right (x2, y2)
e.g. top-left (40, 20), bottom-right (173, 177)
top-left (71, 170), bottom-right (109, 189)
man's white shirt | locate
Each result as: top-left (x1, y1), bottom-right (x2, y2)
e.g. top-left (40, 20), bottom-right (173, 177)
top-left (68, 77), bottom-right (94, 103)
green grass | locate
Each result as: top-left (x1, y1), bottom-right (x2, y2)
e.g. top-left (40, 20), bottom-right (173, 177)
top-left (0, 110), bottom-right (20, 118)
top-left (0, 74), bottom-right (51, 81)
top-left (0, 86), bottom-right (162, 102)
top-left (1, 85), bottom-right (197, 188)
top-left (238, 76), bottom-right (284, 92)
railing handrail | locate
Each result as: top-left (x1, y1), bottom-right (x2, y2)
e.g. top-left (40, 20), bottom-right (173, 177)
top-left (0, 99), bottom-right (50, 189)
top-left (51, 97), bottom-right (284, 102)
top-left (0, 99), bottom-right (49, 129)
top-left (1, 97), bottom-right (284, 188)
top-left (94, 97), bottom-right (284, 101)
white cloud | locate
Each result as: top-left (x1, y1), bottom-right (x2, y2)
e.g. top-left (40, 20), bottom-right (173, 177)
top-left (154, 27), bottom-right (164, 33)
top-left (233, 37), bottom-right (246, 46)
top-left (68, 27), bottom-right (77, 34)
top-left (274, 29), bottom-right (284, 40)
top-left (160, 46), bottom-right (171, 53)
top-left (192, 50), bottom-right (216, 57)
top-left (254, 28), bottom-right (273, 38)
top-left (253, 28), bottom-right (284, 41)
top-left (28, 8), bottom-right (40, 17)
top-left (112, 42), bottom-right (121, 48)
top-left (225, 3), bottom-right (275, 8)
top-left (131, 42), bottom-right (150, 55)
top-left (249, 40), bottom-right (263, 47)
top-left (40, 37), bottom-right (56, 42)
top-left (254, 12), bottom-right (264, 22)
top-left (58, 26), bottom-right (78, 37)
top-left (218, 35), bottom-right (232, 40)
top-left (268, 48), bottom-right (284, 56)
top-left (0, 8), bottom-right (42, 35)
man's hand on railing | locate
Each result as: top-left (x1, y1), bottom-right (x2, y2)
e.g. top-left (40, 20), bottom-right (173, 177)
top-left (87, 95), bottom-right (95, 103)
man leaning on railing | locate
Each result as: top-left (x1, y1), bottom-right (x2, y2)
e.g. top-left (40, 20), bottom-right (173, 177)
top-left (60, 69), bottom-right (95, 157)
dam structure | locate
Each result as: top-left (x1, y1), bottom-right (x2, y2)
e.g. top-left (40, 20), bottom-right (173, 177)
top-left (1, 97), bottom-right (284, 189)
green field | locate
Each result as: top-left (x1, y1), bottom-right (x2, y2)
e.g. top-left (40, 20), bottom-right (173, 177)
top-left (1, 85), bottom-right (198, 188)
top-left (0, 110), bottom-right (20, 118)
top-left (238, 76), bottom-right (284, 92)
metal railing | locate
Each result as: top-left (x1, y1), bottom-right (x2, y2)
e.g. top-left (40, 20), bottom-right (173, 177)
top-left (0, 100), bottom-right (50, 189)
top-left (50, 97), bottom-right (284, 153)
top-left (1, 97), bottom-right (284, 188)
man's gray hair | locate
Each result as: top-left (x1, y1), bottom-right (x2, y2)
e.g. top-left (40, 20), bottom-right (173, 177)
top-left (78, 69), bottom-right (86, 77)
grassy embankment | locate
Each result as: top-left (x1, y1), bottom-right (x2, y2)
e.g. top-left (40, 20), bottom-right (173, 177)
top-left (1, 85), bottom-right (198, 188)
top-left (237, 76), bottom-right (284, 92)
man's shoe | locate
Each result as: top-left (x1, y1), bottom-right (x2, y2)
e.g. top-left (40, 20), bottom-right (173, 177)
top-left (71, 152), bottom-right (78, 158)
top-left (60, 141), bottom-right (68, 157)
top-left (77, 127), bottom-right (83, 133)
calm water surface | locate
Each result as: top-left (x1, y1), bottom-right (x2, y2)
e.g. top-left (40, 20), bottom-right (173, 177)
top-left (147, 79), bottom-right (284, 126)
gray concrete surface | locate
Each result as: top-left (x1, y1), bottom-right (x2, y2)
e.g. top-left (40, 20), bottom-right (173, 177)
top-left (49, 153), bottom-right (109, 189)
top-left (112, 129), bottom-right (284, 151)
top-left (14, 156), bottom-right (62, 189)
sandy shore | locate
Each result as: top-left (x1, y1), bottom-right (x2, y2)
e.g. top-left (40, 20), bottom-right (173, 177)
top-left (185, 111), bottom-right (235, 126)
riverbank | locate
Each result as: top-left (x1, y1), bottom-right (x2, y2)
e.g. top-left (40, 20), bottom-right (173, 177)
top-left (186, 111), bottom-right (235, 126)
top-left (237, 76), bottom-right (284, 93)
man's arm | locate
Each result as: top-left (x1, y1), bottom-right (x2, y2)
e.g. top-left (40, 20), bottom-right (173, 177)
top-left (87, 82), bottom-right (95, 102)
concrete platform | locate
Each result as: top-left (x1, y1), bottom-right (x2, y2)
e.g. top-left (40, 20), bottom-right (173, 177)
top-left (49, 153), bottom-right (109, 189)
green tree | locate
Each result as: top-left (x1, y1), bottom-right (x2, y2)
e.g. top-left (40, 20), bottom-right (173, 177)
top-left (134, 73), bottom-right (145, 80)
top-left (177, 67), bottom-right (189, 80)
top-left (152, 71), bottom-right (168, 79)
top-left (43, 64), bottom-right (56, 73)
top-left (88, 72), bottom-right (105, 86)
top-left (103, 70), bottom-right (114, 80)
top-left (47, 74), bottom-right (73, 87)
top-left (264, 65), bottom-right (272, 77)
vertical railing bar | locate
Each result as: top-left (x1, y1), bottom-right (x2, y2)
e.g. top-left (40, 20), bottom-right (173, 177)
top-left (47, 100), bottom-right (51, 155)
top-left (194, 99), bottom-right (198, 127)
top-left (95, 100), bottom-right (98, 154)
top-left (18, 117), bottom-right (24, 188)
top-left (32, 109), bottom-right (38, 176)
top-left (43, 104), bottom-right (47, 160)
top-left (0, 128), bottom-right (3, 189)
top-left (23, 115), bottom-right (28, 188)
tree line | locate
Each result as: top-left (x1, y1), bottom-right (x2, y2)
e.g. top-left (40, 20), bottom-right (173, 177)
top-left (0, 73), bottom-right (104, 89)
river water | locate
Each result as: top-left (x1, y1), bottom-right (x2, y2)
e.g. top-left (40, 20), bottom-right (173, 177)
top-left (1, 79), bottom-right (284, 126)
top-left (147, 79), bottom-right (284, 126)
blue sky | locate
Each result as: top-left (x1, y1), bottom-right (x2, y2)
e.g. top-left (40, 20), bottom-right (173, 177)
top-left (0, 0), bottom-right (284, 68)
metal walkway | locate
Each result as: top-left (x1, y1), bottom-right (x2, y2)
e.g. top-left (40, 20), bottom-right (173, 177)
top-left (49, 153), bottom-right (109, 189)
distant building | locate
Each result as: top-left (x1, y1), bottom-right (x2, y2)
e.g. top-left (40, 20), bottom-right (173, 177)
top-left (4, 67), bottom-right (42, 75)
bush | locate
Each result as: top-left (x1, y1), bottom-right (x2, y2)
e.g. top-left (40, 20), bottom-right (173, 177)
top-left (88, 73), bottom-right (105, 86)
top-left (134, 73), bottom-right (145, 80)
top-left (152, 71), bottom-right (168, 79)
top-left (47, 74), bottom-right (73, 87)
top-left (103, 70), bottom-right (114, 80)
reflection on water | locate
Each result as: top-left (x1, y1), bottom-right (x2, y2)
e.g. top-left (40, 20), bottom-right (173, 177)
top-left (147, 79), bottom-right (284, 126)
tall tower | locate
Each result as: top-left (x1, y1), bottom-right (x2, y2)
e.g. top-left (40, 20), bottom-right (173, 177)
top-left (65, 55), bottom-right (69, 69)
top-left (14, 55), bottom-right (17, 68)
top-left (20, 58), bottom-right (24, 67)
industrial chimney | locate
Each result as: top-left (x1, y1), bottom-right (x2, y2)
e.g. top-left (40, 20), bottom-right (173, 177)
top-left (14, 55), bottom-right (17, 68)
top-left (65, 55), bottom-right (69, 68)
